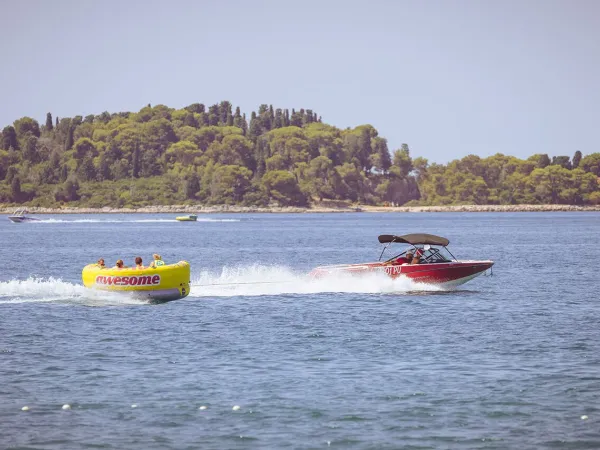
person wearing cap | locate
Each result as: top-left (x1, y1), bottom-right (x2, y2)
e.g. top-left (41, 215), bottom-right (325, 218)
top-left (411, 249), bottom-right (423, 265)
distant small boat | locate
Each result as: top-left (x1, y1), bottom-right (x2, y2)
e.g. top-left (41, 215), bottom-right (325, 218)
top-left (7, 208), bottom-right (40, 223)
top-left (175, 214), bottom-right (198, 222)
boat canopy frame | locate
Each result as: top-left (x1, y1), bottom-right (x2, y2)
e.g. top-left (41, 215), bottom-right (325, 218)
top-left (377, 233), bottom-right (458, 263)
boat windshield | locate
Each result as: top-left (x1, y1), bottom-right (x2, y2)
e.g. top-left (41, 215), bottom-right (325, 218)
top-left (418, 246), bottom-right (455, 263)
top-left (384, 245), bottom-right (456, 263)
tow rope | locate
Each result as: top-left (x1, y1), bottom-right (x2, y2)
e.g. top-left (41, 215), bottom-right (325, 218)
top-left (190, 280), bottom-right (294, 287)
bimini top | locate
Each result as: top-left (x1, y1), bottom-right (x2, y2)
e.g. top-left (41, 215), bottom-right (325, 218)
top-left (378, 233), bottom-right (450, 246)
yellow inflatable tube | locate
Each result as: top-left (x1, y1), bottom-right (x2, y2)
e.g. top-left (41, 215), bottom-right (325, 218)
top-left (82, 261), bottom-right (191, 302)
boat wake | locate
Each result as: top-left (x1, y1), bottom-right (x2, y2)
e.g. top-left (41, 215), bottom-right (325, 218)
top-left (189, 264), bottom-right (444, 297)
top-left (0, 265), bottom-right (448, 306)
top-left (31, 218), bottom-right (240, 224)
top-left (0, 277), bottom-right (148, 306)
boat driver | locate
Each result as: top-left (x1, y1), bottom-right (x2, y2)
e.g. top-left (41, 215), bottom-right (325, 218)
top-left (393, 251), bottom-right (413, 265)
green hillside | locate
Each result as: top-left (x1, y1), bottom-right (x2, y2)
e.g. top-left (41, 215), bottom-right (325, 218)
top-left (1, 101), bottom-right (599, 207)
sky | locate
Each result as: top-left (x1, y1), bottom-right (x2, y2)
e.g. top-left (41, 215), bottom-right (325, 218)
top-left (1, 0), bottom-right (598, 163)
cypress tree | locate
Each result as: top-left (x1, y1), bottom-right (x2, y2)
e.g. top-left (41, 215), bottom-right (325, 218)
top-left (284, 109), bottom-right (290, 127)
top-left (248, 112), bottom-right (260, 139)
top-left (64, 124), bottom-right (74, 150)
top-left (132, 143), bottom-right (141, 178)
top-left (305, 109), bottom-right (313, 124)
top-left (573, 150), bottom-right (582, 169)
top-left (241, 113), bottom-right (248, 135)
top-left (46, 112), bottom-right (54, 131)
top-left (273, 109), bottom-right (283, 129)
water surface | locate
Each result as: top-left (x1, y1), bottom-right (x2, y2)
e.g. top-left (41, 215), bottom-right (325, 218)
top-left (1, 212), bottom-right (599, 449)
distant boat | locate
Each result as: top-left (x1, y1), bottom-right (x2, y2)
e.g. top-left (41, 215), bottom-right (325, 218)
top-left (7, 208), bottom-right (41, 223)
top-left (175, 214), bottom-right (198, 222)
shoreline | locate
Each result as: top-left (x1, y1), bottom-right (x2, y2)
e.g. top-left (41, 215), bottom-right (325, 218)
top-left (2, 204), bottom-right (600, 214)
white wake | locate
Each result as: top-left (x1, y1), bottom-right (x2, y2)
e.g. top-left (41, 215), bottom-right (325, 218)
top-left (31, 218), bottom-right (240, 224)
top-left (0, 265), bottom-right (444, 306)
top-left (189, 264), bottom-right (442, 297)
top-left (0, 277), bottom-right (147, 306)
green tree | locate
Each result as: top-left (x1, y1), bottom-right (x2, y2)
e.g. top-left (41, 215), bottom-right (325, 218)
top-left (13, 117), bottom-right (41, 139)
top-left (55, 177), bottom-right (80, 202)
top-left (78, 155), bottom-right (97, 181)
top-left (22, 135), bottom-right (39, 163)
top-left (1, 126), bottom-right (19, 150)
top-left (261, 170), bottom-right (307, 206)
top-left (165, 140), bottom-right (201, 165)
top-left (65, 123), bottom-right (75, 150)
top-left (184, 173), bottom-right (200, 199)
top-left (45, 112), bottom-right (54, 131)
top-left (73, 137), bottom-right (98, 159)
top-left (11, 175), bottom-right (22, 202)
top-left (551, 155), bottom-right (572, 169)
top-left (185, 103), bottom-right (205, 114)
top-left (210, 165), bottom-right (252, 204)
top-left (304, 156), bottom-right (334, 201)
top-left (132, 143), bottom-right (141, 178)
top-left (392, 145), bottom-right (413, 177)
top-left (572, 151), bottom-right (582, 169)
top-left (579, 153), bottom-right (600, 177)
top-left (528, 153), bottom-right (551, 169)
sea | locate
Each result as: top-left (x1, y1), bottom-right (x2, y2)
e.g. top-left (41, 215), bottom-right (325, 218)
top-left (1, 212), bottom-right (599, 449)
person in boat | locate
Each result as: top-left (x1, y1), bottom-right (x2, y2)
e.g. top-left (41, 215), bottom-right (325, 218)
top-left (115, 259), bottom-right (126, 269)
top-left (97, 258), bottom-right (106, 269)
top-left (392, 251), bottom-right (413, 265)
top-left (134, 256), bottom-right (145, 270)
top-left (411, 249), bottom-right (424, 265)
top-left (149, 254), bottom-right (165, 268)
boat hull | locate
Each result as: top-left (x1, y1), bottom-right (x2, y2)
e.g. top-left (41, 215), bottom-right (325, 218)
top-left (8, 216), bottom-right (40, 223)
top-left (82, 261), bottom-right (191, 302)
top-left (176, 215), bottom-right (197, 222)
top-left (309, 260), bottom-right (494, 288)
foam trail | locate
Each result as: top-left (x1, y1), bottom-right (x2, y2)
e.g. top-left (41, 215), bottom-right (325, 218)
top-left (33, 218), bottom-right (240, 224)
top-left (189, 264), bottom-right (443, 297)
top-left (0, 277), bottom-right (147, 306)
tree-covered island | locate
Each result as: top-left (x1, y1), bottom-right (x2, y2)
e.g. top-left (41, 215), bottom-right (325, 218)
top-left (1, 101), bottom-right (599, 208)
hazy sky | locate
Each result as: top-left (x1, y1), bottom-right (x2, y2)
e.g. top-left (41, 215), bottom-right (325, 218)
top-left (1, 0), bottom-right (598, 163)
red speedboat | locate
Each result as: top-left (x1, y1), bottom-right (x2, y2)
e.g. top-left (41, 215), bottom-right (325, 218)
top-left (309, 233), bottom-right (494, 288)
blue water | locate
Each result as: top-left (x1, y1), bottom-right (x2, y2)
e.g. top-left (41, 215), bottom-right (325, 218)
top-left (1, 212), bottom-right (599, 449)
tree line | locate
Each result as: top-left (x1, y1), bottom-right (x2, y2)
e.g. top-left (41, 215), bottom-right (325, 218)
top-left (1, 101), bottom-right (599, 207)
